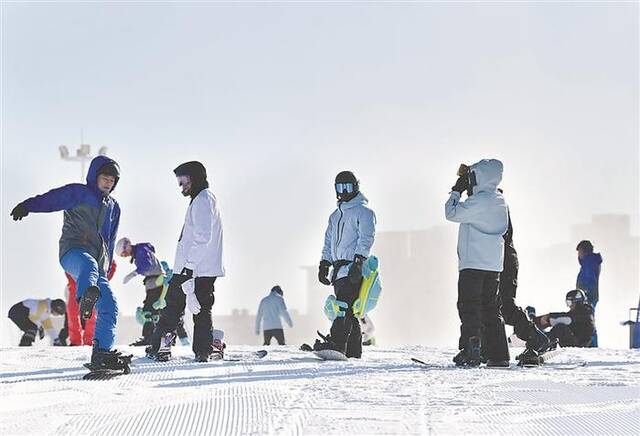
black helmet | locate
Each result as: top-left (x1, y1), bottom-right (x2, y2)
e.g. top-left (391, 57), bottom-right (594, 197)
top-left (271, 285), bottom-right (283, 296)
top-left (566, 289), bottom-right (587, 306)
top-left (576, 240), bottom-right (594, 253)
top-left (174, 161), bottom-right (209, 198)
top-left (334, 171), bottom-right (360, 202)
top-left (51, 299), bottom-right (66, 316)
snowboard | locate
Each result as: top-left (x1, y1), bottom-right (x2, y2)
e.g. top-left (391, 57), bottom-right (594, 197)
top-left (314, 349), bottom-right (348, 361)
top-left (225, 349), bottom-right (268, 362)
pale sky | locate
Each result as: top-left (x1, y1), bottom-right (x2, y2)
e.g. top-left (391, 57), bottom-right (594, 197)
top-left (1, 2), bottom-right (638, 346)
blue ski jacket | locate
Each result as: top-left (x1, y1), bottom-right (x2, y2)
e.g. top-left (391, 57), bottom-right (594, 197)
top-left (577, 252), bottom-right (602, 303)
top-left (22, 155), bottom-right (121, 274)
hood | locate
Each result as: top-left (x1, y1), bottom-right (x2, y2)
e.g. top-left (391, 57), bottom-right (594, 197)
top-left (470, 159), bottom-right (503, 194)
top-left (86, 155), bottom-right (120, 194)
top-left (579, 252), bottom-right (602, 267)
top-left (337, 192), bottom-right (368, 209)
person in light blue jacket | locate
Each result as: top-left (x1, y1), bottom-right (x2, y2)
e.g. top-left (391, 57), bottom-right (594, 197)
top-left (445, 159), bottom-right (510, 367)
top-left (255, 286), bottom-right (293, 345)
top-left (315, 171), bottom-right (376, 358)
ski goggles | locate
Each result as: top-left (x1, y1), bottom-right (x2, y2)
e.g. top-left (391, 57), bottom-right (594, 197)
top-left (335, 183), bottom-right (354, 194)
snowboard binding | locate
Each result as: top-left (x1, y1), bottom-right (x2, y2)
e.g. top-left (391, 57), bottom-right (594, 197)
top-left (79, 286), bottom-right (100, 320)
top-left (84, 349), bottom-right (132, 379)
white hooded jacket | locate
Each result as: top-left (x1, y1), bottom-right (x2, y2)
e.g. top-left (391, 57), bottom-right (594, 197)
top-left (445, 159), bottom-right (508, 272)
top-left (321, 192), bottom-right (376, 281)
top-left (173, 189), bottom-right (225, 278)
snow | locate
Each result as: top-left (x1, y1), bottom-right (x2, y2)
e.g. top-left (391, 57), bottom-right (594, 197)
top-left (0, 345), bottom-right (639, 435)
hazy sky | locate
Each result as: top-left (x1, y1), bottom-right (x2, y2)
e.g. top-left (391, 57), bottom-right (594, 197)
top-left (1, 3), bottom-right (638, 343)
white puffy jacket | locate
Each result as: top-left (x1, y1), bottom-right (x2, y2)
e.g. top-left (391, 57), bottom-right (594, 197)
top-left (173, 189), bottom-right (225, 278)
top-left (445, 159), bottom-right (508, 272)
top-left (321, 192), bottom-right (376, 281)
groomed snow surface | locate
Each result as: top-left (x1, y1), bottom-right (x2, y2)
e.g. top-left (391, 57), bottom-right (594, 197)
top-left (1, 345), bottom-right (638, 435)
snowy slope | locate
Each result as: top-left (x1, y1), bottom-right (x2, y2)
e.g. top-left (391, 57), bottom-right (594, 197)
top-left (0, 345), bottom-right (638, 435)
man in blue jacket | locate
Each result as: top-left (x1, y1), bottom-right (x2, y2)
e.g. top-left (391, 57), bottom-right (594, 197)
top-left (255, 285), bottom-right (293, 345)
top-left (315, 171), bottom-right (376, 358)
top-left (10, 155), bottom-right (126, 369)
top-left (445, 159), bottom-right (510, 367)
top-left (576, 240), bottom-right (602, 347)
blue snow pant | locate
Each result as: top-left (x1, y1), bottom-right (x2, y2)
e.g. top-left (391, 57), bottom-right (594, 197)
top-left (60, 248), bottom-right (117, 350)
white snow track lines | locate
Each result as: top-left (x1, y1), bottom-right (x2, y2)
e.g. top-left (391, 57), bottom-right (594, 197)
top-left (1, 346), bottom-right (639, 435)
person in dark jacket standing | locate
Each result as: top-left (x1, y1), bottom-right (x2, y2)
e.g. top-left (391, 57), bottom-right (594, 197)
top-left (445, 160), bottom-right (510, 367)
top-left (146, 161), bottom-right (225, 362)
top-left (10, 156), bottom-right (125, 369)
top-left (314, 171), bottom-right (376, 359)
top-left (492, 200), bottom-right (549, 365)
top-left (534, 289), bottom-right (595, 347)
top-left (576, 240), bottom-right (602, 347)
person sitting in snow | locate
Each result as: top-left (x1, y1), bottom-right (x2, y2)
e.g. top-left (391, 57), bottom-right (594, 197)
top-left (8, 298), bottom-right (66, 346)
top-left (534, 289), bottom-right (595, 348)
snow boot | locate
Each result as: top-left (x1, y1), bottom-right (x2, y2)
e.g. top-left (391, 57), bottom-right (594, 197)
top-left (79, 286), bottom-right (100, 320)
top-left (19, 330), bottom-right (37, 346)
top-left (455, 336), bottom-right (482, 367)
top-left (486, 360), bottom-right (510, 368)
top-left (195, 352), bottom-right (210, 362)
top-left (90, 345), bottom-right (132, 372)
top-left (516, 347), bottom-right (540, 366)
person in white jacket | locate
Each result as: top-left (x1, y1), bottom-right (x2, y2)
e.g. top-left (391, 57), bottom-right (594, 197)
top-left (315, 170), bottom-right (376, 358)
top-left (255, 286), bottom-right (293, 345)
top-left (147, 161), bottom-right (225, 362)
top-left (445, 159), bottom-right (510, 367)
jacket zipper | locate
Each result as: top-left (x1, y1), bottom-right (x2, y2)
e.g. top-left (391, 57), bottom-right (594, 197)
top-left (334, 203), bottom-right (344, 260)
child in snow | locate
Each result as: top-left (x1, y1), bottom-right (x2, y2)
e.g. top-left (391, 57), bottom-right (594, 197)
top-left (10, 155), bottom-right (128, 370)
top-left (8, 298), bottom-right (66, 346)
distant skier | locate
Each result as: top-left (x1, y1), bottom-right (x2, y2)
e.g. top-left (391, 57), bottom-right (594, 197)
top-left (116, 237), bottom-right (182, 346)
top-left (534, 289), bottom-right (595, 347)
top-left (313, 171), bottom-right (376, 359)
top-left (576, 240), bottom-right (602, 347)
top-left (255, 285), bottom-right (293, 345)
top-left (492, 193), bottom-right (549, 365)
top-left (10, 155), bottom-right (128, 370)
top-left (146, 161), bottom-right (225, 362)
top-left (63, 260), bottom-right (117, 346)
top-left (445, 160), bottom-right (510, 367)
top-left (8, 298), bottom-right (66, 346)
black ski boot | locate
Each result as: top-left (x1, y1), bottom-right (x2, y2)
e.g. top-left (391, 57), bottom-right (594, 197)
top-left (455, 336), bottom-right (481, 368)
top-left (517, 326), bottom-right (550, 366)
top-left (19, 330), bottom-right (37, 346)
top-left (195, 352), bottom-right (210, 362)
top-left (79, 286), bottom-right (100, 320)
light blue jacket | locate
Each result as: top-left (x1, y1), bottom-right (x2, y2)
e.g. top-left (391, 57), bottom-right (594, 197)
top-left (321, 192), bottom-right (377, 281)
top-left (445, 159), bottom-right (508, 272)
top-left (255, 291), bottom-right (293, 332)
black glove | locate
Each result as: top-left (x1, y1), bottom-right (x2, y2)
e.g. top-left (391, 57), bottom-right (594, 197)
top-left (38, 326), bottom-right (45, 339)
top-left (53, 337), bottom-right (66, 346)
top-left (180, 268), bottom-right (193, 279)
top-left (10, 203), bottom-right (29, 221)
top-left (451, 176), bottom-right (468, 194)
top-left (348, 255), bottom-right (366, 284)
top-left (318, 260), bottom-right (331, 286)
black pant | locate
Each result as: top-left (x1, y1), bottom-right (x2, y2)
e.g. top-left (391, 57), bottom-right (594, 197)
top-left (8, 303), bottom-right (38, 346)
top-left (150, 275), bottom-right (216, 356)
top-left (141, 287), bottom-right (162, 340)
top-left (329, 277), bottom-right (362, 358)
top-left (457, 269), bottom-right (509, 361)
top-left (549, 324), bottom-right (591, 348)
top-left (263, 329), bottom-right (285, 345)
top-left (497, 265), bottom-right (536, 343)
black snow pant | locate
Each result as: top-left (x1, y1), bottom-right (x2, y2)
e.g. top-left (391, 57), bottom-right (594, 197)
top-left (150, 275), bottom-right (216, 356)
top-left (496, 259), bottom-right (536, 343)
top-left (330, 277), bottom-right (363, 358)
top-left (8, 303), bottom-right (38, 346)
top-left (263, 329), bottom-right (285, 345)
top-left (549, 324), bottom-right (591, 348)
top-left (141, 286), bottom-right (162, 341)
top-left (457, 269), bottom-right (509, 361)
